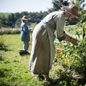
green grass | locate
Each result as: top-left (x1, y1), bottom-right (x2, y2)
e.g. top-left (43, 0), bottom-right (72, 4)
top-left (0, 34), bottom-right (44, 86)
top-left (0, 12), bottom-right (10, 18)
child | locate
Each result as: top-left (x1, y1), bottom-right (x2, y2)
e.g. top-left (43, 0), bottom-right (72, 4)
top-left (19, 16), bottom-right (30, 55)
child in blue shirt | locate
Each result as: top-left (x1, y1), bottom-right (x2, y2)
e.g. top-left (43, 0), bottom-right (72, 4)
top-left (19, 16), bottom-right (30, 55)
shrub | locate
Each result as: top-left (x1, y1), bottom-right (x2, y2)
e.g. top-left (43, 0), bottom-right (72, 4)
top-left (0, 28), bottom-right (20, 35)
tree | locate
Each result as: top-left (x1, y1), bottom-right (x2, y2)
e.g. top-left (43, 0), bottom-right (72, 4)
top-left (49, 0), bottom-right (86, 25)
top-left (5, 14), bottom-right (15, 28)
top-left (0, 17), bottom-right (3, 28)
top-left (0, 16), bottom-right (7, 27)
top-left (70, 0), bottom-right (86, 9)
top-left (49, 0), bottom-right (86, 12)
top-left (48, 0), bottom-right (63, 12)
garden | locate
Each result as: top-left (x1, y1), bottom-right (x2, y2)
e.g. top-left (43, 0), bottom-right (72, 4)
top-left (0, 0), bottom-right (86, 85)
top-left (0, 23), bottom-right (86, 86)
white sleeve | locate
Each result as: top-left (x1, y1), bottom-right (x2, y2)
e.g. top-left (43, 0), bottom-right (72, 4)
top-left (55, 14), bottom-right (65, 41)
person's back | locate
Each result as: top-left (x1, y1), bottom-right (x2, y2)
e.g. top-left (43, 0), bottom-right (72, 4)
top-left (20, 21), bottom-right (30, 42)
top-left (40, 10), bottom-right (65, 29)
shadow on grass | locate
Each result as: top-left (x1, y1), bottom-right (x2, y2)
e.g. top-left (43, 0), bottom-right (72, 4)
top-left (0, 82), bottom-right (10, 86)
top-left (0, 44), bottom-right (11, 51)
top-left (0, 70), bottom-right (6, 77)
top-left (0, 55), bottom-right (4, 61)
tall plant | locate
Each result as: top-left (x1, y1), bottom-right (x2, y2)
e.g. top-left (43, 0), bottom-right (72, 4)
top-left (49, 0), bottom-right (85, 12)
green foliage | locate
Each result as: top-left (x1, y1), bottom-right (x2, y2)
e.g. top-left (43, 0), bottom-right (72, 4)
top-left (0, 25), bottom-right (86, 85)
top-left (0, 34), bottom-right (44, 86)
top-left (48, 0), bottom-right (63, 12)
top-left (30, 23), bottom-right (37, 29)
top-left (72, 0), bottom-right (80, 5)
top-left (0, 11), bottom-right (48, 28)
top-left (0, 36), bottom-right (4, 45)
top-left (0, 13), bottom-right (10, 18)
top-left (49, 0), bottom-right (85, 12)
top-left (49, 0), bottom-right (86, 25)
top-left (77, 37), bottom-right (86, 59)
top-left (0, 35), bottom-right (8, 51)
top-left (0, 20), bottom-right (3, 29)
top-left (82, 22), bottom-right (86, 39)
top-left (52, 25), bottom-right (86, 85)
top-left (0, 28), bottom-right (20, 35)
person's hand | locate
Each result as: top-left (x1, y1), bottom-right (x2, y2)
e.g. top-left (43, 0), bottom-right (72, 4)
top-left (64, 33), bottom-right (78, 45)
top-left (29, 28), bottom-right (33, 32)
top-left (70, 37), bottom-right (78, 45)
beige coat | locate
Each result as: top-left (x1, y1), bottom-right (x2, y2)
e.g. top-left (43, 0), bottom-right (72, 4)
top-left (29, 10), bottom-right (65, 75)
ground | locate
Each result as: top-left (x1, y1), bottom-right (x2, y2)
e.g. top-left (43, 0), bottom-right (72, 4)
top-left (0, 34), bottom-right (45, 86)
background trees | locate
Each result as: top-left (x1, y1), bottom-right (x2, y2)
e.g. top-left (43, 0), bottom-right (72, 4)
top-left (0, 0), bottom-right (86, 28)
top-left (0, 11), bottom-right (48, 28)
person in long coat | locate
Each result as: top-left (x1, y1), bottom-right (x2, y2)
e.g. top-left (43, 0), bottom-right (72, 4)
top-left (29, 2), bottom-right (78, 81)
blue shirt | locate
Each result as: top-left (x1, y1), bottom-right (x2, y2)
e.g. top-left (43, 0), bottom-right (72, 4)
top-left (20, 22), bottom-right (30, 42)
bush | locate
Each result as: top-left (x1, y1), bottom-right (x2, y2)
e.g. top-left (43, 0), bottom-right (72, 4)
top-left (50, 25), bottom-right (86, 85)
top-left (52, 36), bottom-right (86, 85)
top-left (0, 28), bottom-right (20, 35)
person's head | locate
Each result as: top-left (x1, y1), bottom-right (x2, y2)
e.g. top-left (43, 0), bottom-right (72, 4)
top-left (61, 1), bottom-right (78, 19)
top-left (21, 15), bottom-right (30, 23)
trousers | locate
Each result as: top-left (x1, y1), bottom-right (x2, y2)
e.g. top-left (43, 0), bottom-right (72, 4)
top-left (23, 41), bottom-right (29, 51)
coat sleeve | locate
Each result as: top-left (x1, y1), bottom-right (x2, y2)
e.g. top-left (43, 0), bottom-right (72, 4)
top-left (55, 15), bottom-right (66, 41)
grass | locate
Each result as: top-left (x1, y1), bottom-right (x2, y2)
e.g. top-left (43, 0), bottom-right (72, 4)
top-left (0, 12), bottom-right (10, 18)
top-left (0, 34), bottom-right (44, 86)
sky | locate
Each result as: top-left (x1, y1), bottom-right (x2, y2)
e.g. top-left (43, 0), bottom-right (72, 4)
top-left (0, 0), bottom-right (86, 13)
top-left (0, 0), bottom-right (53, 13)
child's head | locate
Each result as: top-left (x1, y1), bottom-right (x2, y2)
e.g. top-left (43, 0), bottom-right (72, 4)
top-left (21, 15), bottom-right (30, 23)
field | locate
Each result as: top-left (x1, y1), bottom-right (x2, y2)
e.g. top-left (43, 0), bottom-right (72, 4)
top-left (0, 34), bottom-right (45, 86)
top-left (0, 26), bottom-right (86, 86)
